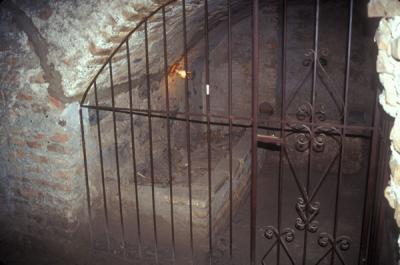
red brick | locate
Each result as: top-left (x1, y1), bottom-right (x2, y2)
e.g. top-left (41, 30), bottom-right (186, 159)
top-left (88, 41), bottom-right (112, 56)
top-left (26, 166), bottom-right (43, 174)
top-left (16, 92), bottom-right (33, 101)
top-left (31, 178), bottom-right (72, 192)
top-left (35, 133), bottom-right (46, 140)
top-left (12, 186), bottom-right (43, 202)
top-left (26, 140), bottom-right (42, 149)
top-left (48, 95), bottom-right (63, 109)
top-left (52, 170), bottom-right (70, 180)
top-left (47, 143), bottom-right (66, 154)
top-left (29, 154), bottom-right (48, 164)
top-left (50, 133), bottom-right (69, 143)
top-left (11, 138), bottom-right (25, 147)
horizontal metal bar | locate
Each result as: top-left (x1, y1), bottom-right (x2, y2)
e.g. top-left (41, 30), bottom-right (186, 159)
top-left (81, 104), bottom-right (374, 137)
top-left (257, 134), bottom-right (282, 145)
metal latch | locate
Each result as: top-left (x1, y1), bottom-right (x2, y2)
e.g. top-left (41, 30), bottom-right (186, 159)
top-left (257, 134), bottom-right (282, 146)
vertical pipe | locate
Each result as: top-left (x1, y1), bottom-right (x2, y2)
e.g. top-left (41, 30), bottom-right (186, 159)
top-left (94, 80), bottom-right (111, 250)
top-left (79, 106), bottom-right (93, 247)
top-left (144, 20), bottom-right (159, 264)
top-left (162, 7), bottom-right (176, 264)
top-left (182, 0), bottom-right (194, 262)
top-left (277, 0), bottom-right (288, 264)
top-left (331, 1), bottom-right (353, 264)
top-left (226, 0), bottom-right (233, 259)
top-left (204, 0), bottom-right (213, 263)
top-left (302, 1), bottom-right (319, 264)
top-left (110, 61), bottom-right (127, 255)
top-left (126, 39), bottom-right (143, 258)
top-left (250, 0), bottom-right (259, 264)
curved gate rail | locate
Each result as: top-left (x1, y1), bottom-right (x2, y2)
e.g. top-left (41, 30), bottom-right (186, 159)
top-left (78, 0), bottom-right (388, 264)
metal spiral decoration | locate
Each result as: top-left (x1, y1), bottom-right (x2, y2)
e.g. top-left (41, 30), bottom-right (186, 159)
top-left (318, 233), bottom-right (351, 251)
top-left (262, 226), bottom-right (296, 265)
top-left (264, 226), bottom-right (295, 243)
top-left (295, 197), bottom-right (320, 233)
top-left (296, 103), bottom-right (312, 121)
top-left (295, 133), bottom-right (310, 152)
top-left (315, 104), bottom-right (326, 121)
top-left (313, 133), bottom-right (326, 152)
top-left (296, 103), bottom-right (327, 123)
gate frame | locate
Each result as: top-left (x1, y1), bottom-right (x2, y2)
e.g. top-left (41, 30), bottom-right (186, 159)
top-left (78, 0), bottom-right (390, 264)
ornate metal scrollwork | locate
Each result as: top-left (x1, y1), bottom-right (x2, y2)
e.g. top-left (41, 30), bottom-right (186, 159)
top-left (295, 133), bottom-right (310, 152)
top-left (316, 233), bottom-right (351, 264)
top-left (315, 104), bottom-right (326, 121)
top-left (295, 197), bottom-right (320, 233)
top-left (296, 103), bottom-right (312, 121)
top-left (318, 233), bottom-right (351, 251)
top-left (262, 226), bottom-right (296, 265)
top-left (264, 226), bottom-right (295, 243)
top-left (294, 132), bottom-right (326, 153)
top-left (313, 133), bottom-right (326, 153)
top-left (302, 48), bottom-right (329, 68)
top-left (296, 103), bottom-right (326, 122)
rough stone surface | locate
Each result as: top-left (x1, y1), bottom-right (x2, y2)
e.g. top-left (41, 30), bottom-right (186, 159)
top-left (368, 0), bottom-right (400, 17)
top-left (375, 16), bottom-right (400, 251)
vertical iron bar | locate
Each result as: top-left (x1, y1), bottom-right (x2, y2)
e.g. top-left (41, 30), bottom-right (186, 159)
top-left (110, 61), bottom-right (127, 255)
top-left (94, 80), bottom-right (111, 250)
top-left (162, 7), bottom-right (176, 264)
top-left (358, 89), bottom-right (381, 265)
top-left (250, 0), bottom-right (259, 264)
top-left (204, 0), bottom-right (213, 263)
top-left (126, 39), bottom-right (143, 258)
top-left (144, 20), bottom-right (159, 264)
top-left (182, 0), bottom-right (194, 262)
top-left (227, 0), bottom-right (233, 259)
top-left (79, 106), bottom-right (93, 247)
top-left (331, 1), bottom-right (353, 264)
top-left (303, 1), bottom-right (319, 264)
top-left (277, 0), bottom-right (288, 264)
top-left (370, 117), bottom-right (390, 265)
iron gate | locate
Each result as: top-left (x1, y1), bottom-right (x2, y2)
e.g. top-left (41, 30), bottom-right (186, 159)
top-left (79, 0), bottom-right (389, 264)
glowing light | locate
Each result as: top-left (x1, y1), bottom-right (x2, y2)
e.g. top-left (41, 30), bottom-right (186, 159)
top-left (176, 69), bottom-right (188, 79)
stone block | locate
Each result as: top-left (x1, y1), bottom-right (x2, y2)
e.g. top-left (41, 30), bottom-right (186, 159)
top-left (391, 37), bottom-right (400, 60)
top-left (391, 116), bottom-right (400, 153)
top-left (368, 0), bottom-right (400, 17)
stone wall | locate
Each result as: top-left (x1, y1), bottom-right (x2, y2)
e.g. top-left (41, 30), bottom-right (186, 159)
top-left (375, 16), bottom-right (400, 248)
top-left (370, 0), bottom-right (400, 255)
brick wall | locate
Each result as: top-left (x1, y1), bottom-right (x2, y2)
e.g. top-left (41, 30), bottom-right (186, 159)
top-left (0, 0), bottom-right (254, 257)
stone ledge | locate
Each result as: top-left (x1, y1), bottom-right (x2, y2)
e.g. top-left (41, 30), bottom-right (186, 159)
top-left (368, 0), bottom-right (400, 17)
